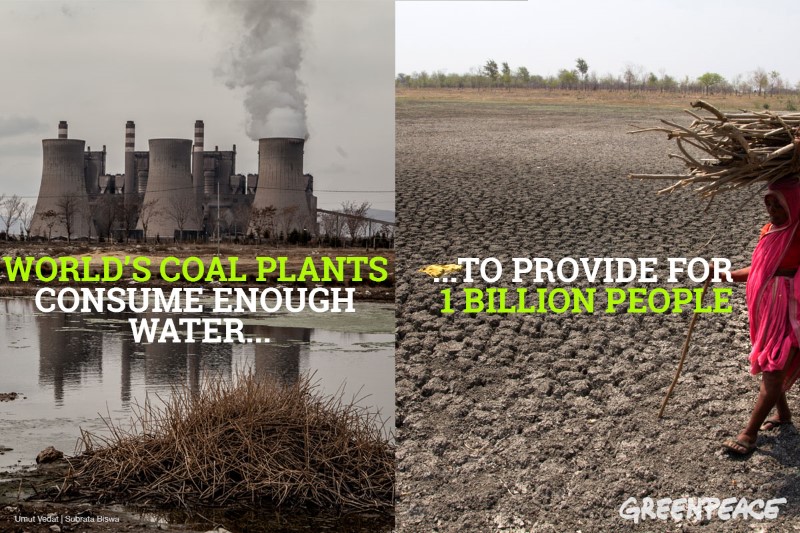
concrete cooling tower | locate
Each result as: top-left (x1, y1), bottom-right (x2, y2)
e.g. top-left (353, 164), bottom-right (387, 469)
top-left (30, 125), bottom-right (93, 239)
top-left (137, 139), bottom-right (201, 238)
top-left (249, 138), bottom-right (317, 236)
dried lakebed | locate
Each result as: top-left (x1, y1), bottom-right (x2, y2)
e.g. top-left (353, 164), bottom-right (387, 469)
top-left (395, 98), bottom-right (800, 532)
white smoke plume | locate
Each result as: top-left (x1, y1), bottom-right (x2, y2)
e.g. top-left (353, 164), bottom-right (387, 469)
top-left (217, 0), bottom-right (310, 140)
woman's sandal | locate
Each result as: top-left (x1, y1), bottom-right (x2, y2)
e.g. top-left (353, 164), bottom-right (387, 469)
top-left (722, 438), bottom-right (756, 456)
top-left (760, 418), bottom-right (792, 431)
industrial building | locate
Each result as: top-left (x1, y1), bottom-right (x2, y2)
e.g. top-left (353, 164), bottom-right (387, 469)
top-left (29, 121), bottom-right (318, 241)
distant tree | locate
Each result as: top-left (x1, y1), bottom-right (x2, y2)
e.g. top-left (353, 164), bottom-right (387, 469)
top-left (56, 195), bottom-right (78, 242)
top-left (501, 62), bottom-right (512, 89)
top-left (557, 69), bottom-right (579, 89)
top-left (598, 73), bottom-right (618, 91)
top-left (319, 211), bottom-right (342, 245)
top-left (412, 70), bottom-right (430, 88)
top-left (622, 63), bottom-right (645, 91)
top-left (434, 70), bottom-right (447, 88)
top-left (515, 66), bottom-right (530, 86)
top-left (483, 59), bottom-right (499, 85)
top-left (230, 202), bottom-right (251, 238)
top-left (301, 211), bottom-right (318, 241)
top-left (576, 58), bottom-right (589, 87)
top-left (96, 195), bottom-right (119, 240)
top-left (215, 210), bottom-right (232, 240)
top-left (0, 195), bottom-right (22, 240)
top-left (82, 206), bottom-right (94, 242)
top-left (19, 202), bottom-right (33, 239)
top-left (378, 223), bottom-right (394, 248)
top-left (660, 73), bottom-right (677, 92)
top-left (167, 196), bottom-right (198, 241)
top-left (0, 194), bottom-right (6, 237)
top-left (117, 198), bottom-right (139, 242)
top-left (249, 205), bottom-right (276, 244)
top-left (752, 68), bottom-right (768, 96)
top-left (276, 206), bottom-right (300, 242)
top-left (697, 72), bottom-right (725, 95)
top-left (41, 209), bottom-right (58, 241)
top-left (623, 65), bottom-right (637, 90)
top-left (731, 74), bottom-right (747, 95)
top-left (769, 70), bottom-right (783, 95)
top-left (138, 198), bottom-right (159, 241)
top-left (646, 72), bottom-right (658, 90)
top-left (341, 201), bottom-right (371, 244)
top-left (530, 74), bottom-right (546, 88)
top-left (680, 75), bottom-right (691, 94)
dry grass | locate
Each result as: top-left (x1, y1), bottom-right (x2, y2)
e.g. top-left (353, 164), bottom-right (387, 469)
top-left (64, 373), bottom-right (394, 513)
top-left (397, 87), bottom-right (798, 112)
top-left (630, 100), bottom-right (800, 196)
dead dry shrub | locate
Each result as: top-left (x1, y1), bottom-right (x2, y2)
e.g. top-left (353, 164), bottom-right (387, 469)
top-left (66, 373), bottom-right (394, 512)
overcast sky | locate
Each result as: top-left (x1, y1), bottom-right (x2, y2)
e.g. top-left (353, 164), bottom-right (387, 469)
top-left (0, 0), bottom-right (394, 212)
top-left (396, 0), bottom-right (800, 86)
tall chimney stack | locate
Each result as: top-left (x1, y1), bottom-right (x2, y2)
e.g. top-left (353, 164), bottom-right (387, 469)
top-left (192, 120), bottom-right (205, 215)
top-left (194, 120), bottom-right (204, 151)
top-left (57, 121), bottom-right (68, 139)
top-left (124, 121), bottom-right (136, 197)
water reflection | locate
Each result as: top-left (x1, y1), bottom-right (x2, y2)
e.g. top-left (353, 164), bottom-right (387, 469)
top-left (0, 298), bottom-right (393, 469)
top-left (37, 312), bottom-right (103, 405)
top-left (253, 325), bottom-right (309, 385)
top-left (34, 308), bottom-right (312, 402)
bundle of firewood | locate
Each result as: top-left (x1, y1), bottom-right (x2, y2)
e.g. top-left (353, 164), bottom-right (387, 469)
top-left (629, 100), bottom-right (800, 197)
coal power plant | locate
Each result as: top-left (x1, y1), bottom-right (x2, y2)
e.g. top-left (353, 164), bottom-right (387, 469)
top-left (29, 121), bottom-right (318, 241)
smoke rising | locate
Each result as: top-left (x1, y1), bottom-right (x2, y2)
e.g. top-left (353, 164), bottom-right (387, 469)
top-left (0, 116), bottom-right (46, 138)
top-left (217, 0), bottom-right (310, 140)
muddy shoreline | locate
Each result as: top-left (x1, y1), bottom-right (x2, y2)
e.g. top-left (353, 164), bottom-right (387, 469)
top-left (395, 98), bottom-right (800, 531)
top-left (0, 461), bottom-right (182, 532)
top-left (0, 460), bottom-right (394, 532)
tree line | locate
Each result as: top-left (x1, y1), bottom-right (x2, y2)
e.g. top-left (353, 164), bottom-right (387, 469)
top-left (397, 58), bottom-right (800, 98)
top-left (0, 195), bottom-right (33, 240)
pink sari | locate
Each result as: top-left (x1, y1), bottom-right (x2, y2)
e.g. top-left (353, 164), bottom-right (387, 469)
top-left (746, 180), bottom-right (800, 391)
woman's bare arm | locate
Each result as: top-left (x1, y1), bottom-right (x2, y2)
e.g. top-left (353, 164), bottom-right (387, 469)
top-left (728, 266), bottom-right (750, 282)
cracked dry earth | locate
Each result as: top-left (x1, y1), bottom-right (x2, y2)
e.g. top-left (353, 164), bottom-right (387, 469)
top-left (395, 97), bottom-right (800, 532)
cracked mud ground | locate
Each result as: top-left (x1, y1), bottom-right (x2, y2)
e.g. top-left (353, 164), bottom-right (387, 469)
top-left (395, 97), bottom-right (800, 532)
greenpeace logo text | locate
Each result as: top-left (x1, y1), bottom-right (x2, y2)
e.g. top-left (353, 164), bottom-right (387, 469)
top-left (619, 496), bottom-right (786, 523)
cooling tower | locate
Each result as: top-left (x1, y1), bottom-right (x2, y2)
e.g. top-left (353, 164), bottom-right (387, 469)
top-left (30, 135), bottom-right (93, 239)
top-left (250, 138), bottom-right (316, 235)
top-left (84, 145), bottom-right (105, 197)
top-left (137, 138), bottom-right (200, 237)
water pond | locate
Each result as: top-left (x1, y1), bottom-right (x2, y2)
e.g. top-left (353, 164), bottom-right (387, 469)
top-left (0, 297), bottom-right (394, 469)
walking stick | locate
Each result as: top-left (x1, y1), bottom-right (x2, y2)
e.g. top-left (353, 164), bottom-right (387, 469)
top-left (657, 275), bottom-right (713, 419)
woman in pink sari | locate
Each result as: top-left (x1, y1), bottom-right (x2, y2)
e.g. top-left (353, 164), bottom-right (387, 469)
top-left (723, 178), bottom-right (800, 455)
